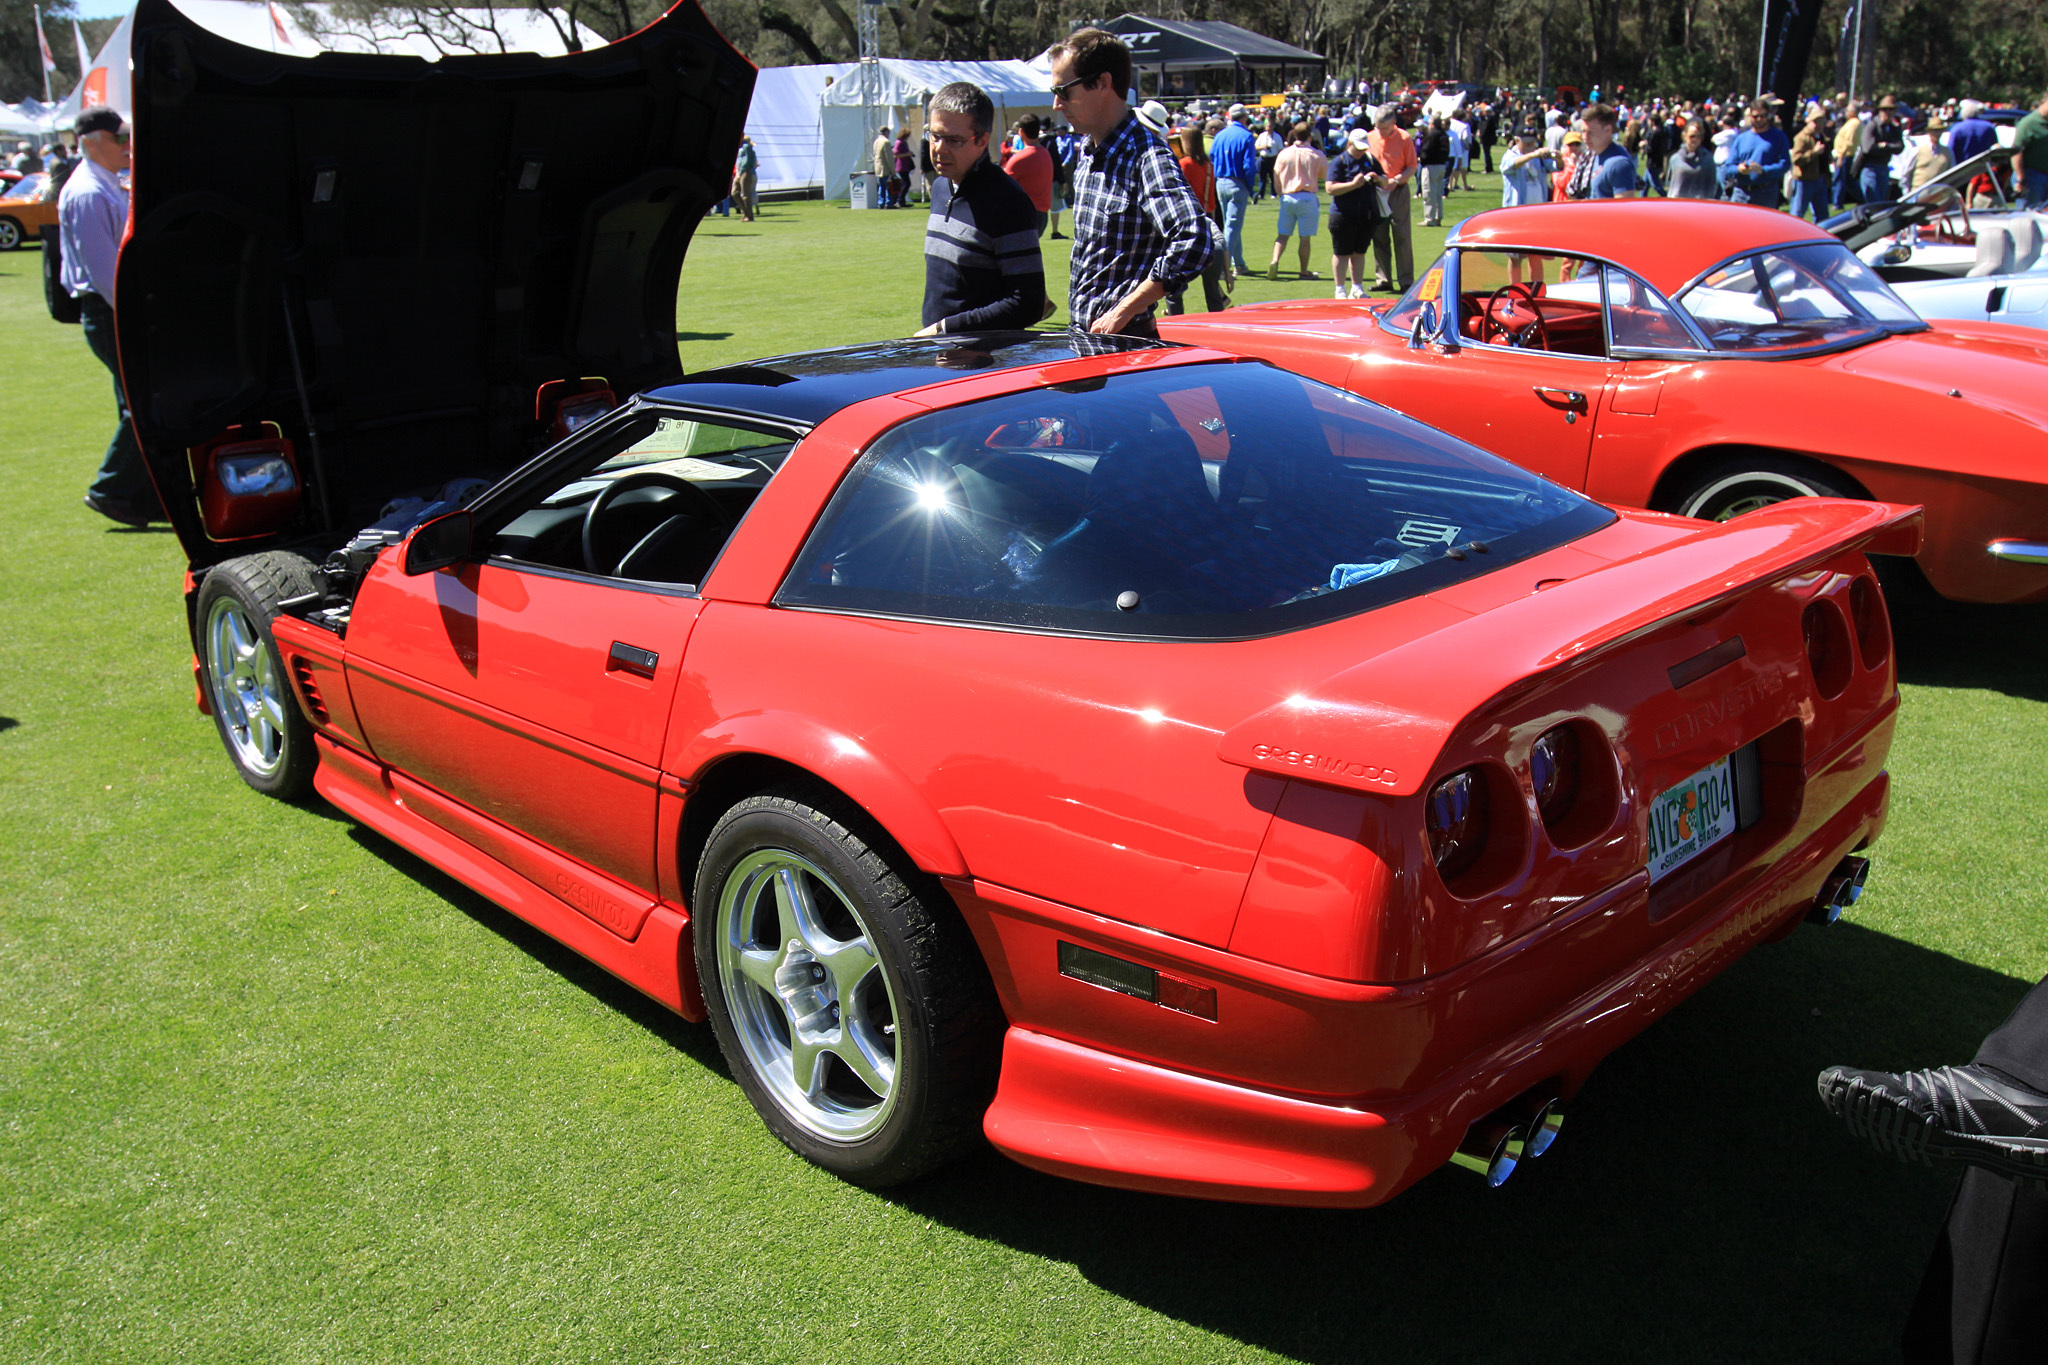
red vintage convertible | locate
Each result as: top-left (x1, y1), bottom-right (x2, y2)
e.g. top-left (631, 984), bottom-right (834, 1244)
top-left (127, 0), bottom-right (1916, 1206)
top-left (1162, 201), bottom-right (2048, 604)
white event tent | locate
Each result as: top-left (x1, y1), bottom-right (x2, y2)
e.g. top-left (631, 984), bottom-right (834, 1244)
top-left (44, 0), bottom-right (601, 128)
top-left (745, 58), bottom-right (1054, 198)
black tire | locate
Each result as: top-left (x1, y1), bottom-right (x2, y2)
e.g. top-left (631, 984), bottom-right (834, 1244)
top-left (195, 552), bottom-right (322, 801)
top-left (1672, 456), bottom-right (1862, 522)
top-left (692, 784), bottom-right (1001, 1187)
top-left (0, 217), bottom-right (22, 251)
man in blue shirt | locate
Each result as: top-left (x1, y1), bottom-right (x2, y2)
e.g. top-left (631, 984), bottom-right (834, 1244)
top-left (1207, 105), bottom-right (1257, 276)
top-left (1569, 104), bottom-right (1638, 198)
top-left (1947, 100), bottom-right (1998, 166)
top-left (61, 107), bottom-right (158, 526)
top-left (1719, 101), bottom-right (1793, 208)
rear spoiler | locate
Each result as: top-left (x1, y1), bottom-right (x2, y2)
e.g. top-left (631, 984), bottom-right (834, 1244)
top-left (1217, 500), bottom-right (1922, 797)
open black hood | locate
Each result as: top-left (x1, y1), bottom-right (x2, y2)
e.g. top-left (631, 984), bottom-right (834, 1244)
top-left (116, 0), bottom-right (754, 569)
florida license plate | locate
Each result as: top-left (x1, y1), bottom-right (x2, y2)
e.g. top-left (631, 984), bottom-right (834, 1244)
top-left (1646, 755), bottom-right (1741, 883)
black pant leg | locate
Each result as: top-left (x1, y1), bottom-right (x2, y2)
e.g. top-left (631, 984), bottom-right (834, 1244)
top-left (1973, 974), bottom-right (2048, 1093)
top-left (1904, 1169), bottom-right (2048, 1365)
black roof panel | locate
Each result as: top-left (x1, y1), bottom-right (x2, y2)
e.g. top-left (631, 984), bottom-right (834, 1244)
top-left (648, 330), bottom-right (1176, 426)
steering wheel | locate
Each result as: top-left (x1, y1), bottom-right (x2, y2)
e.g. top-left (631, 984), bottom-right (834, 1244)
top-left (1483, 282), bottom-right (1551, 351)
top-left (581, 470), bottom-right (732, 576)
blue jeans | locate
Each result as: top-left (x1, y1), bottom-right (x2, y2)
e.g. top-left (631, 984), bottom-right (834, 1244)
top-left (1789, 179), bottom-right (1828, 221)
top-left (1217, 176), bottom-right (1251, 272)
top-left (78, 294), bottom-right (154, 510)
top-left (1833, 160), bottom-right (1858, 206)
top-left (2025, 175), bottom-right (2048, 210)
top-left (1860, 165), bottom-right (1891, 203)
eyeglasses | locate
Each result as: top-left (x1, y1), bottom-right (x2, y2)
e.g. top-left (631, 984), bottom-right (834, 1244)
top-left (930, 133), bottom-right (980, 150)
top-left (1049, 74), bottom-right (1095, 102)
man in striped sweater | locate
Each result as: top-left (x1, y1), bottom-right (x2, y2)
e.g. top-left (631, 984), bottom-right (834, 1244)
top-left (916, 82), bottom-right (1047, 336)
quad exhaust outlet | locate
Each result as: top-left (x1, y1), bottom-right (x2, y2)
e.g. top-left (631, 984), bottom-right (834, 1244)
top-left (1808, 855), bottom-right (1871, 925)
top-left (1450, 1092), bottom-right (1564, 1187)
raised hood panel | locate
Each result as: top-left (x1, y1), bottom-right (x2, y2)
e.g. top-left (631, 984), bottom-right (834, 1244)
top-left (116, 0), bottom-right (754, 568)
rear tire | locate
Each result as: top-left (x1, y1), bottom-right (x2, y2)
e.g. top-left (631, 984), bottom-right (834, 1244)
top-left (196, 553), bottom-right (322, 801)
top-left (693, 784), bottom-right (1001, 1187)
top-left (1673, 456), bottom-right (1861, 522)
top-left (0, 217), bottom-right (22, 251)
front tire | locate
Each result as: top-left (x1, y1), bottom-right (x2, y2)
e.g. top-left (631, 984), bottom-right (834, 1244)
top-left (1674, 456), bottom-right (1861, 521)
top-left (693, 785), bottom-right (1000, 1187)
top-left (0, 217), bottom-right (21, 251)
top-left (196, 553), bottom-right (321, 801)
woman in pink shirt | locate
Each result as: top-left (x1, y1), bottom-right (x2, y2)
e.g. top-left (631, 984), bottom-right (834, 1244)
top-left (1267, 123), bottom-right (1327, 280)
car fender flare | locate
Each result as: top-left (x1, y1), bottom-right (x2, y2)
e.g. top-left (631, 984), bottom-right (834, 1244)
top-left (671, 712), bottom-right (968, 878)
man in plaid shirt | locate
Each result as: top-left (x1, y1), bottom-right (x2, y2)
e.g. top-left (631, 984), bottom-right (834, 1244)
top-left (1047, 29), bottom-right (1215, 337)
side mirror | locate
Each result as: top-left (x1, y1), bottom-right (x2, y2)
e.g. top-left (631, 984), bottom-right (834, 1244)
top-left (1408, 299), bottom-right (1440, 351)
top-left (403, 510), bottom-right (473, 576)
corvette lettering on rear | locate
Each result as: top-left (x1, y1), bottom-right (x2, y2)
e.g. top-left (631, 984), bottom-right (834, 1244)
top-left (1653, 669), bottom-right (1786, 753)
top-left (1252, 744), bottom-right (1399, 786)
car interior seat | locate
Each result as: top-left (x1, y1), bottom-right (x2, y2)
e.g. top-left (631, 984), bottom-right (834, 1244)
top-left (2008, 216), bottom-right (2043, 274)
top-left (1028, 428), bottom-right (1224, 604)
top-left (1969, 225), bottom-right (2015, 277)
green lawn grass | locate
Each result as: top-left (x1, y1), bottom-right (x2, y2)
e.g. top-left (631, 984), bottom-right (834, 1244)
top-left (2, 185), bottom-right (2046, 1364)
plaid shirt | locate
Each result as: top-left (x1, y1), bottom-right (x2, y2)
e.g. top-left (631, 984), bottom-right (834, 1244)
top-left (1067, 112), bottom-right (1215, 332)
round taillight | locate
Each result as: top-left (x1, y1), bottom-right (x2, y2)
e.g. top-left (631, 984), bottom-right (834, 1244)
top-left (1849, 576), bottom-right (1890, 670)
top-left (1802, 599), bottom-right (1853, 699)
top-left (1427, 768), bottom-right (1490, 882)
top-left (1530, 725), bottom-right (1582, 829)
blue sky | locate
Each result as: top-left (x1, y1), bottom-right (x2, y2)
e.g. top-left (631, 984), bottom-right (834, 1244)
top-left (71, 1), bottom-right (131, 18)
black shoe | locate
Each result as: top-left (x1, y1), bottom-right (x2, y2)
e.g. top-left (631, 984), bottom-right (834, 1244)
top-left (1049, 232), bottom-right (1066, 239)
top-left (1818, 1063), bottom-right (2048, 1187)
top-left (83, 491), bottom-right (152, 527)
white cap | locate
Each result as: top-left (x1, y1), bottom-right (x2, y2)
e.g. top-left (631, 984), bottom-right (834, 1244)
top-left (1134, 100), bottom-right (1171, 137)
top-left (1228, 103), bottom-right (1248, 119)
top-left (1959, 98), bottom-right (1984, 119)
top-left (1346, 127), bottom-right (1371, 150)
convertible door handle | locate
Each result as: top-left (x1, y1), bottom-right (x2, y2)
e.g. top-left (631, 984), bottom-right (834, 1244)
top-left (1532, 386), bottom-right (1587, 407)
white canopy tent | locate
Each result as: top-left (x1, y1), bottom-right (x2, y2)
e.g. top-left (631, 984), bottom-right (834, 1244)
top-left (815, 58), bottom-right (1053, 199)
top-left (1, 103), bottom-right (51, 137)
top-left (47, 0), bottom-right (602, 128)
top-left (743, 62), bottom-right (855, 195)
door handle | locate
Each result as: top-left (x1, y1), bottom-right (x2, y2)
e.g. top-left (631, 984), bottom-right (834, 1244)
top-left (1532, 386), bottom-right (1587, 423)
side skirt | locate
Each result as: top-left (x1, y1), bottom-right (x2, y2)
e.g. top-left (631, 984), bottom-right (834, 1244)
top-left (312, 734), bottom-right (704, 1020)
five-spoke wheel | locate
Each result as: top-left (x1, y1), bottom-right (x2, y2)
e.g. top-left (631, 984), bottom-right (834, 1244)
top-left (714, 848), bottom-right (903, 1140)
top-left (694, 787), bottom-right (1001, 1186)
top-left (195, 553), bottom-right (321, 799)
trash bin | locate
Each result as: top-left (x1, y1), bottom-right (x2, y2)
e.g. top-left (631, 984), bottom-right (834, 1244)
top-left (849, 172), bottom-right (877, 210)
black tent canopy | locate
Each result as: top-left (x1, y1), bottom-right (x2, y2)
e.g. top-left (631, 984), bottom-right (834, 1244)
top-left (1100, 14), bottom-right (1326, 97)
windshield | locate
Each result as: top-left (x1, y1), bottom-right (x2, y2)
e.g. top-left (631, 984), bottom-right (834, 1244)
top-left (1676, 242), bottom-right (1924, 354)
top-left (3, 173), bottom-right (43, 201)
top-left (779, 361), bottom-right (1611, 639)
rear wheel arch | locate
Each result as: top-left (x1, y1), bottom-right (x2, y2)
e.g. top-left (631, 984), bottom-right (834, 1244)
top-left (1649, 446), bottom-right (1872, 520)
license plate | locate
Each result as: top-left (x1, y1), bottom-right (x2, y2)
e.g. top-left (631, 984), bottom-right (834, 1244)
top-left (1646, 755), bottom-right (1741, 884)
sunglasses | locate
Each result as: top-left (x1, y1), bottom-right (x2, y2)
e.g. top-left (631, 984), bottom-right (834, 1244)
top-left (1049, 73), bottom-right (1096, 102)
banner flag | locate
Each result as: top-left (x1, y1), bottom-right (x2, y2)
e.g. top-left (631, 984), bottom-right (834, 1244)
top-left (1757, 0), bottom-right (1825, 127)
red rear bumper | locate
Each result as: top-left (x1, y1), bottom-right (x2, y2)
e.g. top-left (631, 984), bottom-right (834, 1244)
top-left (968, 717), bottom-right (1892, 1208)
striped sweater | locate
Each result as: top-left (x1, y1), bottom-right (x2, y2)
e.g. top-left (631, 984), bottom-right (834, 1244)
top-left (922, 156), bottom-right (1045, 334)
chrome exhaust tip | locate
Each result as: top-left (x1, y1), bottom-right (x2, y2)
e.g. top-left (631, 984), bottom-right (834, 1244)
top-left (1522, 1097), bottom-right (1564, 1159)
top-left (1808, 855), bottom-right (1871, 925)
top-left (1449, 1120), bottom-right (1527, 1187)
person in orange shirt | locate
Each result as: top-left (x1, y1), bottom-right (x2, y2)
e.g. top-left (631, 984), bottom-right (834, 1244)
top-left (1552, 128), bottom-right (1584, 203)
top-left (1366, 106), bottom-right (1417, 292)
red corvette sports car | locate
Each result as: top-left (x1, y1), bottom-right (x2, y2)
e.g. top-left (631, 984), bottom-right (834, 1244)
top-left (126, 0), bottom-right (1916, 1206)
top-left (1161, 201), bottom-right (2048, 604)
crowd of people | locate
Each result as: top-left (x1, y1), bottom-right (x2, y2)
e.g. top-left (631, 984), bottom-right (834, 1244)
top-left (898, 67), bottom-right (2048, 322)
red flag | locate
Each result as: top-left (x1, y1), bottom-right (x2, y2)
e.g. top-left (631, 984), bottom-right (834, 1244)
top-left (270, 3), bottom-right (294, 48)
top-left (36, 8), bottom-right (56, 73)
